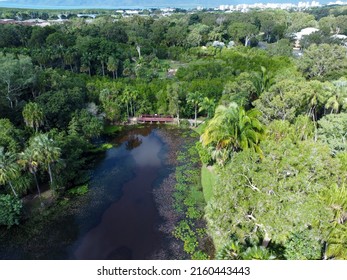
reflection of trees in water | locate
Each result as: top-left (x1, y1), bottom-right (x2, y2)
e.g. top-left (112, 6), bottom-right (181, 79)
top-left (125, 135), bottom-right (142, 150)
top-left (117, 126), bottom-right (154, 143)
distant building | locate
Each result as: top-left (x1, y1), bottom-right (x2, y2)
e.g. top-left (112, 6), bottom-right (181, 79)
top-left (332, 34), bottom-right (347, 40)
top-left (328, 1), bottom-right (347, 5)
top-left (77, 14), bottom-right (97, 19)
top-left (125, 10), bottom-right (140, 15)
top-left (212, 41), bottom-right (225, 48)
top-left (293, 27), bottom-right (319, 48)
top-left (331, 34), bottom-right (347, 47)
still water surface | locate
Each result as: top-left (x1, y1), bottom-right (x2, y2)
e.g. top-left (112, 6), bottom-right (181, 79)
top-left (0, 126), bottom-right (170, 259)
top-left (69, 126), bottom-right (166, 259)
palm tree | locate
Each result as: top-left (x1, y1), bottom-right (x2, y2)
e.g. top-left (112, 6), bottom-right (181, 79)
top-left (325, 79), bottom-right (347, 114)
top-left (107, 56), bottom-right (119, 79)
top-left (121, 87), bottom-right (131, 118)
top-left (201, 102), bottom-right (265, 161)
top-left (22, 102), bottom-right (44, 133)
top-left (242, 246), bottom-right (276, 260)
top-left (0, 147), bottom-right (20, 197)
top-left (216, 240), bottom-right (276, 260)
top-left (80, 52), bottom-right (92, 76)
top-left (30, 134), bottom-right (61, 191)
top-left (216, 240), bottom-right (242, 260)
top-left (321, 183), bottom-right (347, 259)
top-left (252, 66), bottom-right (272, 99)
top-left (63, 48), bottom-right (77, 72)
top-left (199, 97), bottom-right (216, 119)
top-left (187, 91), bottom-right (203, 127)
top-left (130, 89), bottom-right (139, 117)
top-left (19, 147), bottom-right (41, 198)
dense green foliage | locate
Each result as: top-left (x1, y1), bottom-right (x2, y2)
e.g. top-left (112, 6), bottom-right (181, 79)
top-left (0, 195), bottom-right (22, 228)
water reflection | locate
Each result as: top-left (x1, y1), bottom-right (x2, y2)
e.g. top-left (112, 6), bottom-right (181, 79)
top-left (0, 126), bottom-right (169, 260)
top-left (72, 126), bottom-right (165, 259)
top-left (125, 135), bottom-right (142, 150)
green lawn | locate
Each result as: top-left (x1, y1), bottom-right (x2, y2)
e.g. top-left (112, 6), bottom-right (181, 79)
top-left (201, 164), bottom-right (217, 203)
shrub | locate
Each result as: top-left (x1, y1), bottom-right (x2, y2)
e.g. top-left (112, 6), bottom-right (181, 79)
top-left (67, 184), bottom-right (89, 196)
top-left (0, 194), bottom-right (22, 228)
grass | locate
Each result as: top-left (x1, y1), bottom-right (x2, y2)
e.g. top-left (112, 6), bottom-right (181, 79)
top-left (103, 124), bottom-right (122, 135)
top-left (89, 142), bottom-right (113, 153)
top-left (201, 164), bottom-right (217, 203)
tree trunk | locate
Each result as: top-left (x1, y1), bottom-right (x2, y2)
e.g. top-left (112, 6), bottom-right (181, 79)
top-left (136, 45), bottom-right (141, 59)
top-left (47, 163), bottom-right (54, 187)
top-left (130, 101), bottom-right (133, 117)
top-left (245, 36), bottom-right (250, 47)
top-left (6, 95), bottom-right (13, 109)
top-left (8, 181), bottom-right (17, 197)
top-left (33, 172), bottom-right (41, 198)
top-left (262, 232), bottom-right (271, 248)
top-left (323, 242), bottom-right (328, 260)
top-left (312, 111), bottom-right (318, 142)
top-left (194, 104), bottom-right (197, 127)
top-left (101, 61), bottom-right (105, 76)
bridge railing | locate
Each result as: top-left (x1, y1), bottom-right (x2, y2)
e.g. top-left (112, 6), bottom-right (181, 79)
top-left (139, 114), bottom-right (173, 119)
top-left (137, 114), bottom-right (176, 122)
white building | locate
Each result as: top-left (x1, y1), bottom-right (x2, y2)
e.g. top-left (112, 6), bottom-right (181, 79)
top-left (293, 27), bottom-right (319, 48)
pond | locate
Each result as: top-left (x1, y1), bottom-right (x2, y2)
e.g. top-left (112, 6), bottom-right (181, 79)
top-left (0, 125), bottom-right (177, 260)
top-left (69, 125), bottom-right (168, 259)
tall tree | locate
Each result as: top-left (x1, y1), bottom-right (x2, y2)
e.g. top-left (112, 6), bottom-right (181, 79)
top-left (99, 88), bottom-right (121, 122)
top-left (324, 79), bottom-right (347, 114)
top-left (68, 109), bottom-right (103, 139)
top-left (107, 56), bottom-right (119, 79)
top-left (22, 102), bottom-right (44, 133)
top-left (19, 147), bottom-right (41, 198)
top-left (0, 54), bottom-right (35, 109)
top-left (0, 147), bottom-right (20, 197)
top-left (253, 79), bottom-right (311, 124)
top-left (318, 113), bottom-right (347, 154)
top-left (199, 97), bottom-right (215, 119)
top-left (201, 103), bottom-right (265, 164)
top-left (187, 91), bottom-right (203, 127)
top-left (297, 44), bottom-right (347, 80)
top-left (30, 134), bottom-right (61, 191)
top-left (228, 22), bottom-right (259, 46)
top-left (0, 119), bottom-right (20, 153)
top-left (167, 83), bottom-right (182, 124)
top-left (206, 135), bottom-right (340, 256)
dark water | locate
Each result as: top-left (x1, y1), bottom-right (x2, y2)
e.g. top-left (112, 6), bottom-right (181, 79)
top-left (0, 125), bottom-right (172, 259)
top-left (68, 126), bottom-right (167, 259)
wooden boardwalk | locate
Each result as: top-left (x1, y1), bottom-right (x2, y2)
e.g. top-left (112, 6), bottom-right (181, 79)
top-left (137, 114), bottom-right (176, 123)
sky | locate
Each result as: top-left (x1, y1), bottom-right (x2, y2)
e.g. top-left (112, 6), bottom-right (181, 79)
top-left (0, 0), bottom-right (337, 9)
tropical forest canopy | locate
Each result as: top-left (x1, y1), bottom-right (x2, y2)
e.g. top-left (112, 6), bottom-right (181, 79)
top-left (0, 5), bottom-right (347, 259)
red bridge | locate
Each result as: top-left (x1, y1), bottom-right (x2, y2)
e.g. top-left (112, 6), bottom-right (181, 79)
top-left (137, 114), bottom-right (176, 123)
